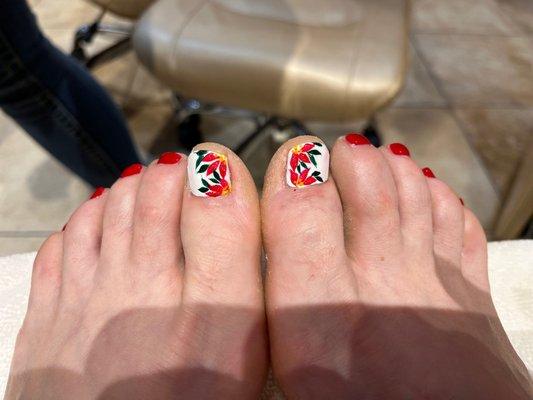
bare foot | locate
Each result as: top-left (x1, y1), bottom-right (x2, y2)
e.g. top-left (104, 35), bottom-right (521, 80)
top-left (262, 135), bottom-right (532, 399)
top-left (5, 147), bottom-right (267, 400)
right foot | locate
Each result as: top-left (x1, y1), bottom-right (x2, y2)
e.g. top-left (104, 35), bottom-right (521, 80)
top-left (262, 134), bottom-right (532, 399)
top-left (5, 146), bottom-right (267, 400)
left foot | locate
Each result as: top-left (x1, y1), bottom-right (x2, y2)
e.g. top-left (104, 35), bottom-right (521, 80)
top-left (5, 146), bottom-right (267, 400)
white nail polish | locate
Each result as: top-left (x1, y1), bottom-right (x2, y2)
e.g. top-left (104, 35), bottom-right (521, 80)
top-left (286, 142), bottom-right (329, 188)
top-left (188, 150), bottom-right (231, 197)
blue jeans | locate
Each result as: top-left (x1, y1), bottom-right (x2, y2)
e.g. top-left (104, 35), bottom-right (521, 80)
top-left (0, 0), bottom-right (142, 188)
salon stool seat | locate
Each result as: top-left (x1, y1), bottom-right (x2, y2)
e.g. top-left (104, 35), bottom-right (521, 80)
top-left (132, 0), bottom-right (410, 123)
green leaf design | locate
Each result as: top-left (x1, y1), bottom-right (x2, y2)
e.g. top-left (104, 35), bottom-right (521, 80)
top-left (316, 176), bottom-right (324, 183)
top-left (201, 178), bottom-right (210, 187)
top-left (313, 142), bottom-right (323, 147)
top-left (310, 155), bottom-right (317, 167)
top-left (195, 151), bottom-right (207, 169)
top-left (213, 170), bottom-right (221, 181)
top-left (210, 178), bottom-right (219, 184)
top-left (312, 171), bottom-right (321, 177)
top-left (308, 150), bottom-right (321, 155)
top-left (198, 164), bottom-right (209, 173)
top-left (297, 164), bottom-right (302, 173)
top-left (198, 187), bottom-right (209, 193)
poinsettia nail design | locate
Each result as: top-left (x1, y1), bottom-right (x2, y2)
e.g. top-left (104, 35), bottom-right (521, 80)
top-left (286, 142), bottom-right (329, 188)
top-left (188, 150), bottom-right (231, 197)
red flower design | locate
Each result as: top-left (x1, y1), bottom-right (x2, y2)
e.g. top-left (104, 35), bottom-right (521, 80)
top-left (290, 168), bottom-right (317, 187)
top-left (288, 142), bottom-right (324, 188)
top-left (195, 151), bottom-right (231, 197)
top-left (207, 179), bottom-right (230, 197)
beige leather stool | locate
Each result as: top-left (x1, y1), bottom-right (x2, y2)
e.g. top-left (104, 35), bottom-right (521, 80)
top-left (132, 0), bottom-right (410, 150)
top-left (88, 0), bottom-right (155, 19)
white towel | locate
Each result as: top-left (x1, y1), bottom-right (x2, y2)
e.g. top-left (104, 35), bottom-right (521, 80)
top-left (1, 241), bottom-right (532, 397)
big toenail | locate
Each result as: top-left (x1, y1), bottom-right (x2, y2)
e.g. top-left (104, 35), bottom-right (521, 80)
top-left (422, 167), bottom-right (435, 178)
top-left (89, 187), bottom-right (105, 199)
top-left (120, 163), bottom-right (143, 178)
top-left (389, 143), bottom-right (410, 157)
top-left (188, 150), bottom-right (231, 197)
top-left (345, 133), bottom-right (371, 146)
top-left (287, 141), bottom-right (329, 188)
top-left (158, 152), bottom-right (182, 165)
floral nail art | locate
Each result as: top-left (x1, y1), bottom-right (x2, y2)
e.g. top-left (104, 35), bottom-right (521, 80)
top-left (286, 142), bottom-right (329, 188)
top-left (188, 150), bottom-right (231, 197)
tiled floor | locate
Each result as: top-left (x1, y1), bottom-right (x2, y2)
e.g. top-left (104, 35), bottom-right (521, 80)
top-left (1, 0), bottom-right (532, 255)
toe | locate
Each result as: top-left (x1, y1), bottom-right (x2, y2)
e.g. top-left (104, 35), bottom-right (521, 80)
top-left (129, 153), bottom-right (186, 292)
top-left (26, 233), bottom-right (63, 325)
top-left (425, 172), bottom-right (465, 268)
top-left (381, 144), bottom-right (433, 255)
top-left (262, 136), bottom-right (354, 305)
top-left (462, 208), bottom-right (489, 293)
top-left (330, 134), bottom-right (402, 265)
top-left (181, 144), bottom-right (263, 306)
top-left (61, 187), bottom-right (108, 300)
top-left (100, 163), bottom-right (145, 274)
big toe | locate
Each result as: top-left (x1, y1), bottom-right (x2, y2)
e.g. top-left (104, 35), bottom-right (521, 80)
top-left (262, 136), bottom-right (355, 307)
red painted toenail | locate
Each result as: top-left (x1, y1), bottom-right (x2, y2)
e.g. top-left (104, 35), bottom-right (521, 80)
top-left (389, 143), bottom-right (410, 156)
top-left (345, 133), bottom-right (371, 146)
top-left (89, 187), bottom-right (105, 199)
top-left (422, 167), bottom-right (435, 178)
top-left (120, 163), bottom-right (143, 178)
top-left (158, 152), bottom-right (182, 165)
top-left (62, 224), bottom-right (66, 232)
top-left (460, 198), bottom-right (464, 206)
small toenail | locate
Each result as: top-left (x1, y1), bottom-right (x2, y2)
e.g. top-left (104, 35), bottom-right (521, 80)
top-left (188, 150), bottom-right (231, 197)
top-left (460, 198), bottom-right (465, 206)
top-left (287, 141), bottom-right (329, 188)
top-left (422, 167), bottom-right (435, 178)
top-left (120, 163), bottom-right (143, 178)
top-left (61, 224), bottom-right (66, 232)
top-left (345, 133), bottom-right (371, 146)
top-left (89, 187), bottom-right (105, 199)
top-left (389, 143), bottom-right (410, 157)
top-left (158, 152), bottom-right (182, 165)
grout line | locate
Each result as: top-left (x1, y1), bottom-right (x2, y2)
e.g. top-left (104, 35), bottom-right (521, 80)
top-left (410, 35), bottom-right (503, 199)
top-left (0, 231), bottom-right (53, 238)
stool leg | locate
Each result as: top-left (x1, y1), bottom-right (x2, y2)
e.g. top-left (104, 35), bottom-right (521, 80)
top-left (362, 118), bottom-right (382, 147)
top-left (177, 114), bottom-right (204, 151)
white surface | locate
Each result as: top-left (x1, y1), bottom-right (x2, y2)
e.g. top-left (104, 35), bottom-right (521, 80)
top-left (0, 241), bottom-right (532, 394)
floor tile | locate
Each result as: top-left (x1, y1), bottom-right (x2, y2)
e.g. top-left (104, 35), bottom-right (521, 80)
top-left (0, 115), bottom-right (90, 231)
top-left (392, 43), bottom-right (448, 108)
top-left (376, 108), bottom-right (500, 231)
top-left (92, 51), bottom-right (139, 106)
top-left (496, 0), bottom-right (533, 34)
top-left (415, 34), bottom-right (533, 108)
top-left (125, 103), bottom-right (175, 153)
top-left (0, 237), bottom-right (44, 257)
top-left (412, 0), bottom-right (519, 34)
top-left (123, 63), bottom-right (173, 109)
top-left (454, 108), bottom-right (533, 193)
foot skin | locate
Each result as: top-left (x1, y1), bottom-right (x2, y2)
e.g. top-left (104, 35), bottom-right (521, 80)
top-left (5, 147), bottom-right (267, 400)
top-left (262, 135), bottom-right (532, 400)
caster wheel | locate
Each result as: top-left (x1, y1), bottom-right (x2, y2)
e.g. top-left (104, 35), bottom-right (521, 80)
top-left (71, 46), bottom-right (87, 64)
top-left (177, 114), bottom-right (204, 150)
top-left (362, 122), bottom-right (382, 147)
